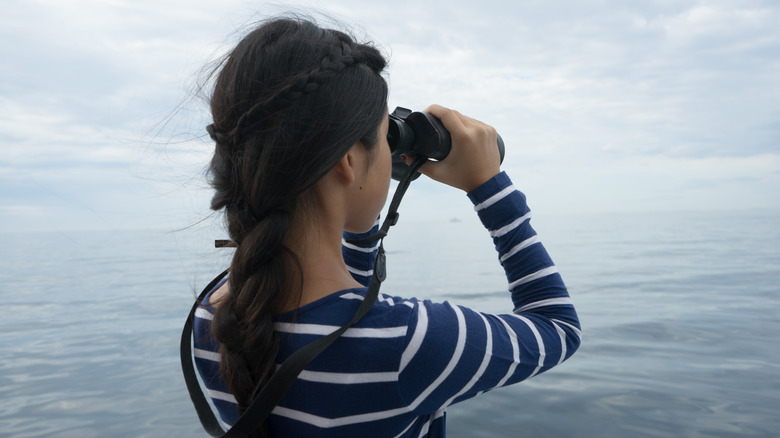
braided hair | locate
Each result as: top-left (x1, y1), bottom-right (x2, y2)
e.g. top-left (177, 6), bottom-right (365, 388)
top-left (205, 17), bottom-right (388, 437)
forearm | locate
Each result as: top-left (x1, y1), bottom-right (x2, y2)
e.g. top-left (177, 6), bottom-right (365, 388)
top-left (467, 172), bottom-right (580, 332)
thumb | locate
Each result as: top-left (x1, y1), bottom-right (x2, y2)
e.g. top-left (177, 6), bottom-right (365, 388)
top-left (402, 154), bottom-right (445, 182)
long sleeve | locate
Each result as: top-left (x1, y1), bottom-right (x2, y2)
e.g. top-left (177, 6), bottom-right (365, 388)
top-left (342, 219), bottom-right (381, 287)
top-left (398, 172), bottom-right (581, 415)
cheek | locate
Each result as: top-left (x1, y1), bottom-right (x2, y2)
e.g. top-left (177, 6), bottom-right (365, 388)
top-left (383, 148), bottom-right (392, 179)
top-left (371, 146), bottom-right (392, 208)
top-left (383, 142), bottom-right (393, 177)
top-left (380, 147), bottom-right (392, 193)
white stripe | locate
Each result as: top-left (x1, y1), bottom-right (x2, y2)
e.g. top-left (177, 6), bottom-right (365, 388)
top-left (552, 321), bottom-right (567, 366)
top-left (474, 185), bottom-right (515, 211)
top-left (272, 405), bottom-right (411, 428)
top-left (514, 296), bottom-right (572, 313)
top-left (508, 266), bottom-right (558, 290)
top-left (443, 312), bottom-right (493, 407)
top-left (493, 316), bottom-right (521, 388)
top-left (194, 348), bottom-right (221, 362)
top-left (274, 322), bottom-right (406, 338)
top-left (489, 211), bottom-right (531, 238)
top-left (295, 370), bottom-right (398, 384)
top-left (195, 307), bottom-right (213, 320)
top-left (499, 235), bottom-right (540, 263)
top-left (551, 318), bottom-right (582, 340)
top-left (409, 305), bottom-right (467, 411)
top-left (508, 314), bottom-right (545, 378)
top-left (400, 303), bottom-right (428, 372)
top-left (208, 389), bottom-right (237, 403)
top-left (342, 239), bottom-right (380, 253)
top-left (417, 409), bottom-right (445, 438)
top-left (340, 292), bottom-right (365, 301)
top-left (393, 420), bottom-right (416, 438)
top-left (473, 185), bottom-right (516, 211)
top-left (341, 292), bottom-right (395, 306)
top-left (418, 419), bottom-right (432, 438)
top-left (346, 265), bottom-right (373, 277)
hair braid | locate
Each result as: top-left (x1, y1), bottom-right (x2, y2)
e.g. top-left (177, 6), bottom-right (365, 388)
top-left (230, 40), bottom-right (360, 140)
top-left (213, 210), bottom-right (291, 402)
top-left (204, 16), bottom-right (388, 437)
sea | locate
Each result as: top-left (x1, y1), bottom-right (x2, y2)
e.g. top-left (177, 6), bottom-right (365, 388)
top-left (1, 209), bottom-right (779, 437)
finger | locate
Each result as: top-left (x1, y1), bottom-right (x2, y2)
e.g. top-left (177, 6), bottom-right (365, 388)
top-left (414, 156), bottom-right (442, 181)
top-left (424, 104), bottom-right (467, 134)
top-left (400, 153), bottom-right (433, 177)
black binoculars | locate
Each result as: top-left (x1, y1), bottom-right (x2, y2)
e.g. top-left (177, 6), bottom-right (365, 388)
top-left (387, 106), bottom-right (505, 181)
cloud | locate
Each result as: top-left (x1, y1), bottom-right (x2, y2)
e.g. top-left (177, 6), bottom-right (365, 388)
top-left (339, 0), bottom-right (779, 166)
top-left (511, 152), bottom-right (780, 216)
top-left (1, 0), bottom-right (779, 232)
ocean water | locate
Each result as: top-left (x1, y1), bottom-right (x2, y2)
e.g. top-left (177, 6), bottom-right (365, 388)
top-left (1, 210), bottom-right (779, 437)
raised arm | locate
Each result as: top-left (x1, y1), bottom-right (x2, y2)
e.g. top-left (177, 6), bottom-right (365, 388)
top-left (398, 172), bottom-right (581, 414)
top-left (395, 105), bottom-right (580, 414)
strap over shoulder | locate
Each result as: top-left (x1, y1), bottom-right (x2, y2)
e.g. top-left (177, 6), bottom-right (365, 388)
top-left (180, 157), bottom-right (427, 437)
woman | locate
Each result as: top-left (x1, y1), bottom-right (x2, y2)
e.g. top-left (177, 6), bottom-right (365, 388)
top-left (191, 16), bottom-right (581, 437)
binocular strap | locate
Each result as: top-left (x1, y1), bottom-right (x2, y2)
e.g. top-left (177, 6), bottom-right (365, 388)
top-left (180, 157), bottom-right (427, 437)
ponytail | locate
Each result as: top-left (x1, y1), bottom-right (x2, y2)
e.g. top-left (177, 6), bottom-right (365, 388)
top-left (204, 16), bottom-right (388, 437)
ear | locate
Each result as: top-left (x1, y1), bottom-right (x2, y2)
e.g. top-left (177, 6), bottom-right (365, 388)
top-left (331, 143), bottom-right (361, 184)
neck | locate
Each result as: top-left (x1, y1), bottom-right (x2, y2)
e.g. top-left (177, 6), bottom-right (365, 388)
top-left (280, 200), bottom-right (361, 313)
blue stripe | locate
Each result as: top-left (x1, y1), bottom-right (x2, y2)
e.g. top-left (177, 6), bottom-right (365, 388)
top-left (191, 171), bottom-right (581, 437)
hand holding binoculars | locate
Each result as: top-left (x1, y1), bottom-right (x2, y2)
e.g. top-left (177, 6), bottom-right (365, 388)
top-left (387, 107), bottom-right (505, 181)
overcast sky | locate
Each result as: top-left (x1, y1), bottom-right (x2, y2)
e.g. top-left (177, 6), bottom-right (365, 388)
top-left (1, 0), bottom-right (778, 233)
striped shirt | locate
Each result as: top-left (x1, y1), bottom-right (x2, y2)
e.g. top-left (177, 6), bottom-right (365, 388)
top-left (192, 172), bottom-right (581, 437)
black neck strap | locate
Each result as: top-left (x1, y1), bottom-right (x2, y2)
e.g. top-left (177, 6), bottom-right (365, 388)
top-left (180, 157), bottom-right (427, 437)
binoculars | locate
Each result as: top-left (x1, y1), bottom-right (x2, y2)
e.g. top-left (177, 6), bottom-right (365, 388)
top-left (387, 107), bottom-right (505, 181)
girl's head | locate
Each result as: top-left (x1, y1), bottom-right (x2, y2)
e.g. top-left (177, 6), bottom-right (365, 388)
top-left (204, 17), bottom-right (389, 433)
top-left (207, 16), bottom-right (389, 243)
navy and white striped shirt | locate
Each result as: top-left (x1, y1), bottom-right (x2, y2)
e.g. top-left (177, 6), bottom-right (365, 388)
top-left (193, 172), bottom-right (581, 437)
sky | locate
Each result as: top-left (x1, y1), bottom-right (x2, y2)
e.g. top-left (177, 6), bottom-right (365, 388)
top-left (1, 0), bottom-right (778, 233)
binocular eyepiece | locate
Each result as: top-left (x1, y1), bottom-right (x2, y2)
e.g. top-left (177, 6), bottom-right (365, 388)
top-left (387, 106), bottom-right (505, 181)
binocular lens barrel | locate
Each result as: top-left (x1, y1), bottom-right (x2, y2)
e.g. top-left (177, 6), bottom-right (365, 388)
top-left (387, 106), bottom-right (505, 181)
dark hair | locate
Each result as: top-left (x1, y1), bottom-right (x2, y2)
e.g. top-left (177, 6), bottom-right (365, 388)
top-left (205, 16), bottom-right (388, 437)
